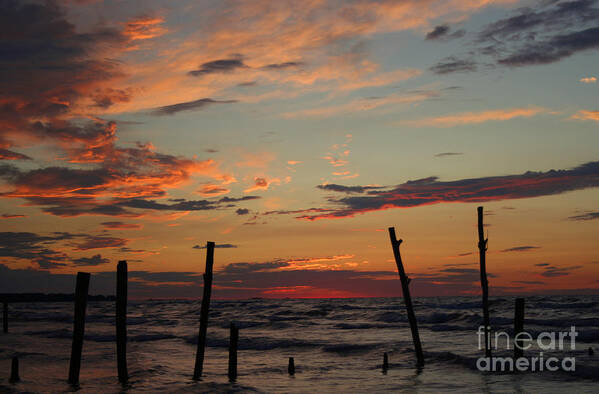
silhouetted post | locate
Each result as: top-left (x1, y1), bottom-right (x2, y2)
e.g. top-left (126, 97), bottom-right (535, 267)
top-left (68, 272), bottom-right (90, 385)
top-left (514, 298), bottom-right (525, 359)
top-left (288, 357), bottom-right (295, 375)
top-left (9, 356), bottom-right (19, 383)
top-left (3, 302), bottom-right (7, 333)
top-left (193, 241), bottom-right (215, 380)
top-left (477, 207), bottom-right (491, 359)
top-left (116, 261), bottom-right (128, 383)
top-left (228, 322), bottom-right (238, 382)
top-left (382, 352), bottom-right (389, 373)
top-left (388, 227), bottom-right (424, 367)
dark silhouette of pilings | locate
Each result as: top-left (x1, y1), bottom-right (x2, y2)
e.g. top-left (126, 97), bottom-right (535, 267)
top-left (514, 298), bottom-right (525, 359)
top-left (382, 352), bottom-right (389, 373)
top-left (116, 261), bottom-right (128, 383)
top-left (68, 272), bottom-right (90, 385)
top-left (228, 322), bottom-right (238, 382)
top-left (3, 302), bottom-right (7, 333)
top-left (388, 227), bottom-right (424, 367)
top-left (288, 357), bottom-right (295, 375)
top-left (193, 241), bottom-right (215, 380)
top-left (9, 356), bottom-right (19, 383)
top-left (477, 207), bottom-right (492, 359)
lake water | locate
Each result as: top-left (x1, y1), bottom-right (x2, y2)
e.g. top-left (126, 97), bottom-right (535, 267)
top-left (1, 296), bottom-right (598, 392)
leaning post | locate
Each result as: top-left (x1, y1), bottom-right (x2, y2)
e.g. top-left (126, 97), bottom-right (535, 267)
top-left (68, 272), bottom-right (91, 385)
top-left (477, 207), bottom-right (492, 358)
top-left (514, 298), bottom-right (525, 359)
top-left (116, 260), bottom-right (128, 383)
top-left (228, 322), bottom-right (239, 382)
top-left (193, 241), bottom-right (215, 380)
top-left (388, 227), bottom-right (424, 367)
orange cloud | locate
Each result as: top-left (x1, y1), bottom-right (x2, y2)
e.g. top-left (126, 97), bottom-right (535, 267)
top-left (283, 91), bottom-right (437, 118)
top-left (244, 177), bottom-right (281, 193)
top-left (404, 107), bottom-right (546, 127)
top-left (579, 77), bottom-right (597, 84)
top-left (571, 110), bottom-right (599, 123)
top-left (123, 16), bottom-right (168, 41)
top-left (197, 184), bottom-right (231, 197)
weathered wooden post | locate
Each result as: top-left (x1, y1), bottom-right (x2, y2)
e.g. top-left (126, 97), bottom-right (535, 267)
top-left (9, 356), bottom-right (19, 383)
top-left (116, 261), bottom-right (128, 383)
top-left (382, 352), bottom-right (389, 373)
top-left (514, 298), bottom-right (525, 359)
top-left (68, 272), bottom-right (90, 385)
top-left (477, 206), bottom-right (492, 358)
top-left (288, 357), bottom-right (295, 375)
top-left (193, 241), bottom-right (215, 380)
top-left (3, 302), bottom-right (7, 333)
top-left (388, 227), bottom-right (424, 367)
top-left (228, 322), bottom-right (238, 382)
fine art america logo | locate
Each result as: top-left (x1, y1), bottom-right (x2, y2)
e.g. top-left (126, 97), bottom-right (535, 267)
top-left (476, 326), bottom-right (577, 372)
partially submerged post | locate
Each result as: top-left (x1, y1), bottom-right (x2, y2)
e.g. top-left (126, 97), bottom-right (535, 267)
top-left (514, 298), bottom-right (525, 359)
top-left (228, 322), bottom-right (238, 382)
top-left (116, 261), bottom-right (128, 383)
top-left (388, 227), bottom-right (424, 367)
top-left (68, 272), bottom-right (90, 385)
top-left (9, 356), bottom-right (19, 383)
top-left (382, 352), bottom-right (389, 373)
top-left (193, 241), bottom-right (215, 380)
top-left (477, 207), bottom-right (491, 358)
top-left (3, 302), bottom-right (7, 333)
top-left (288, 357), bottom-right (295, 375)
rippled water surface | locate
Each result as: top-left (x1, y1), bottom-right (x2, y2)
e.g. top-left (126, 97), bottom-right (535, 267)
top-left (1, 296), bottom-right (598, 392)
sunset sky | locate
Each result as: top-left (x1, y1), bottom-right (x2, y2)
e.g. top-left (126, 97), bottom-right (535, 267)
top-left (1, 0), bottom-right (598, 299)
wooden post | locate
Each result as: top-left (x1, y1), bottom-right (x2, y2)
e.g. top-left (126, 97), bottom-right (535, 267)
top-left (3, 302), bottom-right (7, 333)
top-left (116, 261), bottom-right (128, 383)
top-left (228, 322), bottom-right (238, 382)
top-left (193, 241), bottom-right (215, 380)
top-left (288, 357), bottom-right (295, 375)
top-left (477, 207), bottom-right (491, 358)
top-left (9, 356), bottom-right (19, 383)
top-left (388, 227), bottom-right (424, 367)
top-left (382, 352), bottom-right (389, 373)
top-left (68, 272), bottom-right (90, 385)
top-left (514, 298), bottom-right (525, 359)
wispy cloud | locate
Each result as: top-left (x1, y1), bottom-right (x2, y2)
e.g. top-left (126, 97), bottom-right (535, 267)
top-left (568, 211), bottom-right (599, 221)
top-left (571, 110), bottom-right (599, 123)
top-left (152, 98), bottom-right (237, 115)
top-left (580, 76), bottom-right (597, 84)
top-left (435, 152), bottom-right (463, 157)
top-left (188, 57), bottom-right (247, 76)
top-left (500, 246), bottom-right (540, 253)
top-left (404, 107), bottom-right (545, 127)
top-left (193, 243), bottom-right (237, 249)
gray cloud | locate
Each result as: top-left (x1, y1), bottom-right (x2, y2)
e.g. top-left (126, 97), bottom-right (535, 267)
top-left (152, 98), bottom-right (237, 116)
top-left (500, 246), bottom-right (540, 252)
top-left (568, 211), bottom-right (599, 221)
top-left (193, 243), bottom-right (238, 249)
top-left (431, 0), bottom-right (599, 72)
top-left (430, 57), bottom-right (477, 74)
top-left (188, 58), bottom-right (247, 76)
top-left (72, 254), bottom-right (110, 266)
top-left (296, 160), bottom-right (599, 220)
top-left (426, 25), bottom-right (465, 41)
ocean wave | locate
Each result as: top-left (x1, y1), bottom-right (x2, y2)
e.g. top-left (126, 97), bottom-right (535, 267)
top-left (322, 343), bottom-right (381, 355)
